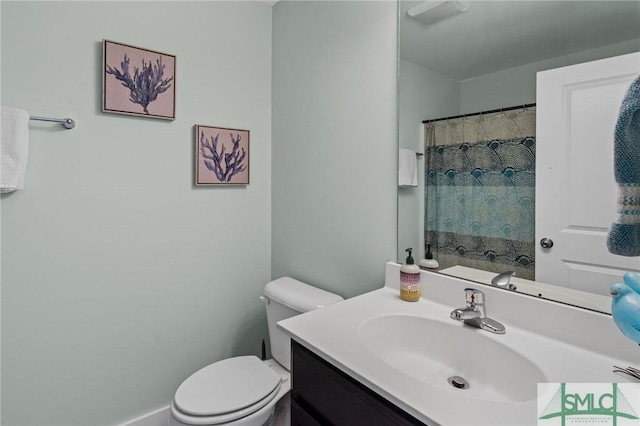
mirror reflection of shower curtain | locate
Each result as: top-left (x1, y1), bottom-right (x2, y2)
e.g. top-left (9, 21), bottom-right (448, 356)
top-left (424, 109), bottom-right (536, 280)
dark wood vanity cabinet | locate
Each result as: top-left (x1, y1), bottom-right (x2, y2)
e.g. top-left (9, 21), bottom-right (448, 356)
top-left (291, 340), bottom-right (426, 426)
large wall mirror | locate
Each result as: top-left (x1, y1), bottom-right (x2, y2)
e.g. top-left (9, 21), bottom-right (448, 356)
top-left (398, 0), bottom-right (640, 314)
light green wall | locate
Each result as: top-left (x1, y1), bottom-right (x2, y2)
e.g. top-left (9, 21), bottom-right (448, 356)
top-left (460, 39), bottom-right (640, 114)
top-left (397, 58), bottom-right (459, 261)
top-left (272, 1), bottom-right (398, 299)
top-left (399, 59), bottom-right (460, 151)
top-left (1, 2), bottom-right (272, 425)
top-left (2, 1), bottom-right (401, 424)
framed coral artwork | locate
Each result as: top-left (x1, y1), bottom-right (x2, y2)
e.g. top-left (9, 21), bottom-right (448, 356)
top-left (102, 40), bottom-right (176, 120)
top-left (195, 125), bottom-right (250, 186)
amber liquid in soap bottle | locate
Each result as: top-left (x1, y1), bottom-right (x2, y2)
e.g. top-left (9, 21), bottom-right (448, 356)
top-left (400, 248), bottom-right (421, 302)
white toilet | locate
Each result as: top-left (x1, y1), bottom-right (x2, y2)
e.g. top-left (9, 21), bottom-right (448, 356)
top-left (169, 277), bottom-right (344, 426)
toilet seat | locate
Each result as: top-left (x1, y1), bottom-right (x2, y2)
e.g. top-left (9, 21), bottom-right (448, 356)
top-left (172, 356), bottom-right (282, 425)
top-left (171, 385), bottom-right (281, 425)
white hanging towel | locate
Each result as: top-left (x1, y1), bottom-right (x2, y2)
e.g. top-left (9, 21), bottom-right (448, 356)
top-left (398, 148), bottom-right (418, 187)
top-left (1, 107), bottom-right (30, 193)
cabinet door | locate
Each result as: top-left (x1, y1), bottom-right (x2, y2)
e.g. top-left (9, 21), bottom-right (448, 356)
top-left (291, 399), bottom-right (323, 426)
top-left (291, 340), bottom-right (426, 425)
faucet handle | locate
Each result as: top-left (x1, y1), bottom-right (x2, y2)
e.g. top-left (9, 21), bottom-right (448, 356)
top-left (464, 288), bottom-right (486, 316)
top-left (464, 288), bottom-right (483, 304)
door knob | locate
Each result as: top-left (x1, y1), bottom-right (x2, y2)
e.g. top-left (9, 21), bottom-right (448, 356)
top-left (540, 238), bottom-right (554, 249)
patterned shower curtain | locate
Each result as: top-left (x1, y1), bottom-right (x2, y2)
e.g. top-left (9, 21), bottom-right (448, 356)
top-left (424, 109), bottom-right (536, 280)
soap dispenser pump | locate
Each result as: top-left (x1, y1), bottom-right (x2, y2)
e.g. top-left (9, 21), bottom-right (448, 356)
top-left (419, 244), bottom-right (439, 271)
top-left (400, 248), bottom-right (421, 302)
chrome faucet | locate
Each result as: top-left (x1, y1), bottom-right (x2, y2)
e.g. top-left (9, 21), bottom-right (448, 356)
top-left (491, 271), bottom-right (517, 291)
top-left (450, 288), bottom-right (506, 334)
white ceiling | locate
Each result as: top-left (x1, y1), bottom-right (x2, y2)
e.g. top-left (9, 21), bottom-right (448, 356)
top-left (400, 0), bottom-right (640, 80)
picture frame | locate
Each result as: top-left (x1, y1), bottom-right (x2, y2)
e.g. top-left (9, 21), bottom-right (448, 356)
top-left (102, 40), bottom-right (176, 120)
top-left (195, 125), bottom-right (250, 186)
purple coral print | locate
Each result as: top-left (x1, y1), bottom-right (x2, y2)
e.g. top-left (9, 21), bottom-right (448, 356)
top-left (196, 126), bottom-right (250, 186)
top-left (106, 54), bottom-right (173, 114)
top-left (103, 40), bottom-right (175, 120)
top-left (200, 132), bottom-right (247, 182)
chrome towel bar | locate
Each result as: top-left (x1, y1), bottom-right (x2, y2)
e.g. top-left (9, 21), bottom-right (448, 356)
top-left (30, 115), bottom-right (75, 130)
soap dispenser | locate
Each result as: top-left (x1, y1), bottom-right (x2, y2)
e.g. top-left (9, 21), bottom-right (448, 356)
top-left (400, 248), bottom-right (421, 302)
top-left (419, 244), bottom-right (439, 271)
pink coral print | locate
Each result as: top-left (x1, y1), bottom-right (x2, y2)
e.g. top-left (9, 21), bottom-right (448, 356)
top-left (103, 40), bottom-right (175, 119)
top-left (196, 126), bottom-right (250, 186)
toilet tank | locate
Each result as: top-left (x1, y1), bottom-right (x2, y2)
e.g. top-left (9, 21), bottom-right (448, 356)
top-left (263, 277), bottom-right (343, 371)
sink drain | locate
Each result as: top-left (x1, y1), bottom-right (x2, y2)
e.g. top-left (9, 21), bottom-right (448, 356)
top-left (448, 376), bottom-right (469, 389)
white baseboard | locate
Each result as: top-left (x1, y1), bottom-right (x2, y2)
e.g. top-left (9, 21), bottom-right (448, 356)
top-left (116, 405), bottom-right (170, 426)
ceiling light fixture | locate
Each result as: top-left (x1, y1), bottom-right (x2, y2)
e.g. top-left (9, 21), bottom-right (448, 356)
top-left (407, 1), bottom-right (470, 26)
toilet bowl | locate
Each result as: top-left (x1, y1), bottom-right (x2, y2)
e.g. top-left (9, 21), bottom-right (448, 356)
top-left (169, 277), bottom-right (343, 426)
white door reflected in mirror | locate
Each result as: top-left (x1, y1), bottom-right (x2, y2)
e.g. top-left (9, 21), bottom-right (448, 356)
top-left (536, 52), bottom-right (640, 296)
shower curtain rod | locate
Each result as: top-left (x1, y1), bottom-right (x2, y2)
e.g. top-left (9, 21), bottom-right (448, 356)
top-left (422, 103), bottom-right (536, 124)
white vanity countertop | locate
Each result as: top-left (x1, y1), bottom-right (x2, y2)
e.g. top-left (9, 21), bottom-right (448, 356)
top-left (278, 263), bottom-right (640, 426)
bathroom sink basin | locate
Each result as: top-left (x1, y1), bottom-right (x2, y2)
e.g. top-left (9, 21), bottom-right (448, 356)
top-left (358, 314), bottom-right (546, 403)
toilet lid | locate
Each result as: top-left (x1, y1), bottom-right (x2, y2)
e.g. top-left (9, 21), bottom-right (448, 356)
top-left (174, 356), bottom-right (281, 417)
